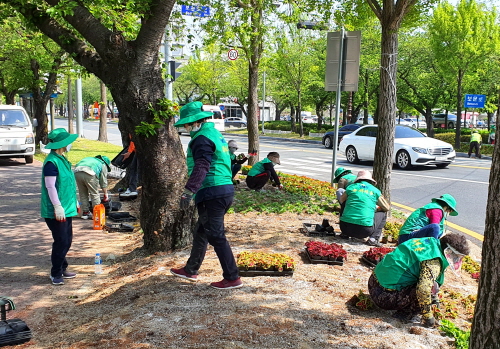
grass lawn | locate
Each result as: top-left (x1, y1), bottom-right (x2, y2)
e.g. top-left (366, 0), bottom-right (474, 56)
top-left (35, 138), bottom-right (123, 164)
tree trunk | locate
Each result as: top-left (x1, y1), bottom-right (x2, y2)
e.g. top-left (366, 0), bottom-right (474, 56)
top-left (290, 104), bottom-right (296, 132)
top-left (297, 91), bottom-right (303, 137)
top-left (425, 107), bottom-right (434, 137)
top-left (98, 81), bottom-right (108, 142)
top-left (67, 75), bottom-right (74, 134)
top-left (469, 125), bottom-right (500, 347)
top-left (372, 25), bottom-right (398, 202)
top-left (455, 69), bottom-right (463, 149)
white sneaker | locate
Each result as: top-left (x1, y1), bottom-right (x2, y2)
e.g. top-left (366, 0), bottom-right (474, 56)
top-left (81, 212), bottom-right (93, 220)
top-left (129, 191), bottom-right (138, 196)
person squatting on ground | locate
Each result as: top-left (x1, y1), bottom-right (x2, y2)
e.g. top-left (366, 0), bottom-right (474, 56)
top-left (121, 134), bottom-right (139, 197)
top-left (41, 128), bottom-right (79, 286)
top-left (368, 233), bottom-right (470, 327)
top-left (170, 101), bottom-right (242, 290)
top-left (338, 170), bottom-right (390, 247)
top-left (74, 155), bottom-right (111, 219)
top-left (245, 152), bottom-right (282, 191)
top-left (228, 140), bottom-right (248, 183)
top-left (333, 167), bottom-right (357, 216)
top-left (398, 194), bottom-right (458, 244)
top-left (468, 130), bottom-right (482, 158)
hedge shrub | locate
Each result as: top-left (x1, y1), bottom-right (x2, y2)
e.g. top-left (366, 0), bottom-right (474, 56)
top-left (263, 121), bottom-right (334, 133)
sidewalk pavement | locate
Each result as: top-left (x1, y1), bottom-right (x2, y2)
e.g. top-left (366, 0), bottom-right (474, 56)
top-left (0, 158), bottom-right (134, 311)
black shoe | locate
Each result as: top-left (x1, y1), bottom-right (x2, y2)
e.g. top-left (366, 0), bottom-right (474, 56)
top-left (321, 219), bottom-right (330, 228)
top-left (339, 233), bottom-right (350, 240)
top-left (315, 224), bottom-right (326, 232)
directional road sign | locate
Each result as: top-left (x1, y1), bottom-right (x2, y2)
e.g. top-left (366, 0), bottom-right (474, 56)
top-left (464, 94), bottom-right (486, 108)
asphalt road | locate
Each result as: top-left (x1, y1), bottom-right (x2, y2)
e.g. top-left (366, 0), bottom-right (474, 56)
top-left (54, 119), bottom-right (489, 245)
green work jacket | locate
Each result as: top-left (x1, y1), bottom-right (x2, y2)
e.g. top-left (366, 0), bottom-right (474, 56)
top-left (248, 158), bottom-right (273, 177)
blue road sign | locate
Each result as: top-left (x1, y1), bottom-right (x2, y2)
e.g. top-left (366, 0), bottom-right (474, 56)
top-left (181, 5), bottom-right (210, 17)
top-left (464, 94), bottom-right (486, 108)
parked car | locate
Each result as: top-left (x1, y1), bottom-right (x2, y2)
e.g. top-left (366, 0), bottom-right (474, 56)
top-left (338, 125), bottom-right (456, 170)
top-left (302, 116), bottom-right (316, 124)
top-left (355, 116), bottom-right (374, 125)
top-left (0, 105), bottom-right (35, 164)
top-left (396, 118), bottom-right (413, 127)
top-left (225, 117), bottom-right (247, 128)
top-left (432, 114), bottom-right (457, 129)
top-left (404, 118), bottom-right (427, 129)
top-left (322, 124), bottom-right (362, 149)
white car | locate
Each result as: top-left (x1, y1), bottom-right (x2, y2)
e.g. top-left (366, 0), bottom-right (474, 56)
top-left (404, 118), bottom-right (427, 129)
top-left (338, 125), bottom-right (456, 170)
top-left (355, 116), bottom-right (374, 125)
top-left (0, 105), bottom-right (35, 164)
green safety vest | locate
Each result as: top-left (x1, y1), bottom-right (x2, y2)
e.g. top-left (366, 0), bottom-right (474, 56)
top-left (248, 158), bottom-right (273, 177)
top-left (470, 133), bottom-right (482, 143)
top-left (399, 202), bottom-right (446, 238)
top-left (75, 157), bottom-right (104, 177)
top-left (186, 122), bottom-right (233, 190)
top-left (41, 151), bottom-right (78, 218)
top-left (374, 237), bottom-right (449, 290)
top-left (340, 181), bottom-right (381, 226)
top-left (341, 173), bottom-right (357, 187)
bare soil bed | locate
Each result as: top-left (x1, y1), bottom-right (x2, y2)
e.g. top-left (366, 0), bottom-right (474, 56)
top-left (4, 184), bottom-right (481, 349)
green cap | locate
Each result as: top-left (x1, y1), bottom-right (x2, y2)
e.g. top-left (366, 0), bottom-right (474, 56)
top-left (333, 167), bottom-right (352, 183)
top-left (174, 101), bottom-right (213, 127)
top-left (44, 128), bottom-right (78, 149)
top-left (95, 155), bottom-right (111, 172)
top-left (432, 194), bottom-right (458, 216)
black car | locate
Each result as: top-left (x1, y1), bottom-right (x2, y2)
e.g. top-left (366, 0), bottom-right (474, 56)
top-left (322, 124), bottom-right (362, 149)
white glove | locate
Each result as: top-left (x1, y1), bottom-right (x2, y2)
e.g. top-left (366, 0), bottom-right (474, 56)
top-left (278, 184), bottom-right (283, 190)
top-left (54, 204), bottom-right (66, 222)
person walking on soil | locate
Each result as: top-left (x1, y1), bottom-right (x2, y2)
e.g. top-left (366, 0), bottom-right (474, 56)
top-left (228, 140), bottom-right (248, 183)
top-left (368, 233), bottom-right (470, 328)
top-left (170, 101), bottom-right (242, 290)
top-left (41, 128), bottom-right (79, 285)
top-left (74, 155), bottom-right (111, 219)
top-left (468, 130), bottom-right (482, 158)
top-left (338, 170), bottom-right (390, 247)
top-left (397, 194), bottom-right (458, 244)
top-left (245, 152), bottom-right (282, 191)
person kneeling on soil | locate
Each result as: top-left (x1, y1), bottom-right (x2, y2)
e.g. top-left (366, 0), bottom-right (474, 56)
top-left (398, 194), bottom-right (458, 244)
top-left (333, 167), bottom-right (356, 216)
top-left (74, 155), bottom-right (111, 219)
top-left (245, 152), bottom-right (282, 191)
top-left (228, 140), bottom-right (248, 183)
top-left (368, 233), bottom-right (470, 327)
top-left (338, 170), bottom-right (390, 247)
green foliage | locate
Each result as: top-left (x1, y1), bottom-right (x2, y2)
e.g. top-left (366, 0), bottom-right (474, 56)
top-left (440, 319), bottom-right (470, 349)
top-left (383, 222), bottom-right (402, 240)
top-left (34, 138), bottom-right (122, 164)
top-left (263, 121), bottom-right (334, 133)
top-left (135, 99), bottom-right (179, 137)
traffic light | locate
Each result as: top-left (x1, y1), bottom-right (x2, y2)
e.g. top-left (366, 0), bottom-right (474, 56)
top-left (168, 60), bottom-right (182, 81)
top-left (296, 21), bottom-right (327, 30)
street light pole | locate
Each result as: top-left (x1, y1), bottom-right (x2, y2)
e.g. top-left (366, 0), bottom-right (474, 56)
top-left (331, 27), bottom-right (345, 185)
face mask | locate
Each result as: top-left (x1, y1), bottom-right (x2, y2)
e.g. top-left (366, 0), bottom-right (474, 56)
top-left (191, 125), bottom-right (201, 132)
top-left (229, 147), bottom-right (238, 154)
top-left (444, 244), bottom-right (465, 275)
top-left (65, 143), bottom-right (72, 152)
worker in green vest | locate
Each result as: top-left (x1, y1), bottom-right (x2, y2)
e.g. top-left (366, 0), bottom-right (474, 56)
top-left (368, 233), bottom-right (469, 327)
top-left (333, 167), bottom-right (357, 216)
top-left (398, 194), bottom-right (458, 244)
top-left (245, 152), bottom-right (282, 191)
top-left (170, 101), bottom-right (242, 290)
top-left (74, 155), bottom-right (111, 219)
top-left (468, 129), bottom-right (482, 158)
top-left (41, 128), bottom-right (79, 286)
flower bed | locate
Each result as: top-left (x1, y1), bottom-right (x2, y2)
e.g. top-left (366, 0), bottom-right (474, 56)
top-left (304, 240), bottom-right (347, 265)
top-left (236, 251), bottom-right (295, 273)
top-left (361, 247), bottom-right (395, 267)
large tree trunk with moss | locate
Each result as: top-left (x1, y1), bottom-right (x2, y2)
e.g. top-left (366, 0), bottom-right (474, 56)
top-left (9, 0), bottom-right (195, 253)
top-left (470, 122), bottom-right (500, 347)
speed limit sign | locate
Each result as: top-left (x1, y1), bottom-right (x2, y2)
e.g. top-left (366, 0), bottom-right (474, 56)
top-left (227, 49), bottom-right (239, 60)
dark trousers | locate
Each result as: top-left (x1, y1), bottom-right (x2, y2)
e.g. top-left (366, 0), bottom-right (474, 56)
top-left (45, 217), bottom-right (73, 278)
top-left (231, 163), bottom-right (242, 179)
top-left (398, 223), bottom-right (441, 244)
top-left (468, 141), bottom-right (481, 158)
top-left (185, 196), bottom-right (239, 281)
top-left (246, 172), bottom-right (270, 191)
top-left (339, 211), bottom-right (387, 240)
top-left (368, 274), bottom-right (421, 314)
top-left (127, 155), bottom-right (140, 192)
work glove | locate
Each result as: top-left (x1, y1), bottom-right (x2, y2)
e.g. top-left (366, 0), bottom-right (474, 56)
top-left (180, 190), bottom-right (194, 210)
top-left (54, 204), bottom-right (66, 222)
top-left (103, 193), bottom-right (110, 202)
top-left (278, 184), bottom-right (283, 190)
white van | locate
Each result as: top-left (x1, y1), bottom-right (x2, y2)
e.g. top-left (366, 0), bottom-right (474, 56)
top-left (0, 105), bottom-right (35, 164)
top-left (177, 104), bottom-right (225, 134)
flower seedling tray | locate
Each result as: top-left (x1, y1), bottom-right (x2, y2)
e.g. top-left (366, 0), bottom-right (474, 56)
top-left (305, 249), bottom-right (344, 266)
top-left (360, 256), bottom-right (378, 268)
top-left (302, 223), bottom-right (335, 237)
top-left (107, 212), bottom-right (137, 222)
top-left (103, 222), bottom-right (134, 233)
top-left (238, 268), bottom-right (294, 277)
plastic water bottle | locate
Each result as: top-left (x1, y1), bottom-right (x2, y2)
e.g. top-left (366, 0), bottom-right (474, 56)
top-left (94, 253), bottom-right (103, 274)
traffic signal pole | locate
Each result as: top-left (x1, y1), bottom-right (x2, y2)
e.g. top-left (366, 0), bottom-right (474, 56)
top-left (331, 28), bottom-right (345, 185)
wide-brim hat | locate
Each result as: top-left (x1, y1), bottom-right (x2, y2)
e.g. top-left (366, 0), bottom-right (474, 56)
top-left (432, 194), bottom-right (458, 216)
top-left (45, 128), bottom-right (78, 149)
top-left (95, 155), bottom-right (111, 172)
top-left (354, 170), bottom-right (376, 185)
top-left (228, 140), bottom-right (238, 149)
top-left (333, 167), bottom-right (352, 183)
top-left (174, 101), bottom-right (213, 127)
top-left (267, 152), bottom-right (280, 165)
